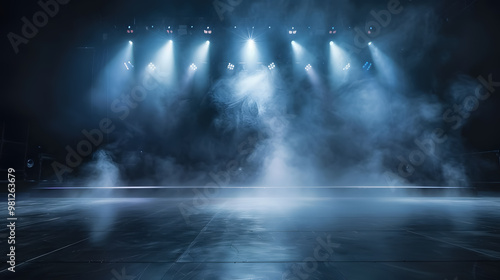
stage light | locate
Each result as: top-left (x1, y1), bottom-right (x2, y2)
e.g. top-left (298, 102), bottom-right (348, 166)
top-left (363, 62), bottom-right (372, 71)
top-left (368, 42), bottom-right (372, 45)
top-left (242, 38), bottom-right (259, 65)
top-left (148, 62), bottom-right (156, 70)
top-left (329, 41), bottom-right (333, 46)
top-left (329, 27), bottom-right (337, 34)
top-left (305, 64), bottom-right (312, 71)
top-left (204, 26), bottom-right (212, 34)
top-left (291, 40), bottom-right (295, 44)
top-left (123, 61), bottom-right (134, 71)
top-left (193, 40), bottom-right (210, 64)
top-left (190, 63), bottom-right (197, 71)
top-left (268, 62), bottom-right (276, 70)
top-left (227, 63), bottom-right (235, 70)
top-left (343, 63), bottom-right (351, 71)
top-left (26, 159), bottom-right (34, 169)
top-left (166, 26), bottom-right (174, 34)
top-left (129, 40), bottom-right (133, 45)
top-left (288, 26), bottom-right (297, 35)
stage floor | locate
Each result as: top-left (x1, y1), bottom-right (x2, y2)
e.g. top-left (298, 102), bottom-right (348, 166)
top-left (1, 192), bottom-right (500, 279)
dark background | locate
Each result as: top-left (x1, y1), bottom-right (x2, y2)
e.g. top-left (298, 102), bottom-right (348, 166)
top-left (1, 0), bottom-right (500, 186)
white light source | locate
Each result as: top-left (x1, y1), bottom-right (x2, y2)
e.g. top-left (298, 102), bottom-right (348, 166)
top-left (368, 42), bottom-right (372, 46)
top-left (305, 64), bottom-right (312, 71)
top-left (206, 40), bottom-right (210, 45)
top-left (268, 62), bottom-right (276, 70)
top-left (129, 40), bottom-right (133, 45)
top-left (190, 63), bottom-right (197, 71)
top-left (329, 41), bottom-right (333, 46)
top-left (227, 63), bottom-right (235, 70)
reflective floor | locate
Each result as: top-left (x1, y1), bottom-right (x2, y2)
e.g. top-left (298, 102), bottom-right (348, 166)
top-left (1, 192), bottom-right (500, 279)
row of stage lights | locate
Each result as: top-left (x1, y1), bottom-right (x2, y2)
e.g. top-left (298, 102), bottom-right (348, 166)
top-left (132, 61), bottom-right (375, 74)
top-left (138, 61), bottom-right (313, 73)
top-left (125, 38), bottom-right (374, 73)
top-left (125, 25), bottom-right (352, 36)
top-left (128, 39), bottom-right (372, 47)
top-left (138, 61), bottom-right (372, 73)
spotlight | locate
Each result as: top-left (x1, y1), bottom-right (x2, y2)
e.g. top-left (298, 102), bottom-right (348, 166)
top-left (126, 26), bottom-right (134, 33)
top-left (27, 159), bottom-right (34, 168)
top-left (368, 42), bottom-right (372, 46)
top-left (148, 62), bottom-right (156, 70)
top-left (166, 26), bottom-right (174, 34)
top-left (329, 26), bottom-right (337, 34)
top-left (204, 26), bottom-right (212, 34)
top-left (305, 64), bottom-right (312, 71)
top-left (343, 63), bottom-right (351, 71)
top-left (129, 40), bottom-right (133, 45)
top-left (248, 39), bottom-right (255, 43)
top-left (268, 62), bottom-right (276, 70)
top-left (329, 41), bottom-right (333, 46)
top-left (227, 63), bottom-right (235, 70)
top-left (291, 40), bottom-right (295, 44)
top-left (169, 39), bottom-right (173, 43)
top-left (206, 40), bottom-right (210, 45)
top-left (288, 26), bottom-right (297, 35)
top-left (190, 63), bottom-right (197, 71)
